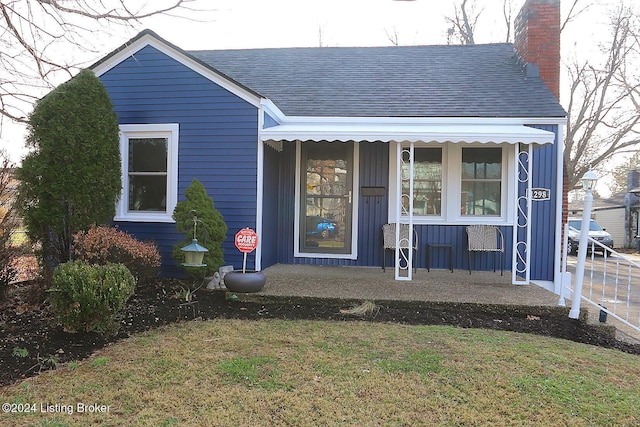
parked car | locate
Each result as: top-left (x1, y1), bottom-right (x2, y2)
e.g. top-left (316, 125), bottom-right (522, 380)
top-left (567, 218), bottom-right (614, 255)
top-left (305, 216), bottom-right (340, 239)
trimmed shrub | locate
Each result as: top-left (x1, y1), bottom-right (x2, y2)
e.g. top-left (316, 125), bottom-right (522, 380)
top-left (48, 261), bottom-right (136, 335)
top-left (172, 179), bottom-right (227, 277)
top-left (73, 226), bottom-right (161, 284)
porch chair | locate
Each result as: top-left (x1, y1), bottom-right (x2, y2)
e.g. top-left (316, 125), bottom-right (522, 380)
top-left (381, 223), bottom-right (418, 272)
top-left (466, 225), bottom-right (504, 275)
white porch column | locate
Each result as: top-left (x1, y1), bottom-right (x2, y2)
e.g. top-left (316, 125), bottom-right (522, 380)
top-left (513, 143), bottom-right (532, 284)
top-left (395, 142), bottom-right (414, 280)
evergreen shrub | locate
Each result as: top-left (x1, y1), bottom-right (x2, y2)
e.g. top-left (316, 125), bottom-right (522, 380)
top-left (73, 226), bottom-right (161, 284)
top-left (48, 261), bottom-right (135, 335)
top-left (172, 179), bottom-right (227, 277)
top-left (17, 69), bottom-right (121, 275)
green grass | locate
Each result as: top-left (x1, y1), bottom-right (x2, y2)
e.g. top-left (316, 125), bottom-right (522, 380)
top-left (0, 319), bottom-right (639, 426)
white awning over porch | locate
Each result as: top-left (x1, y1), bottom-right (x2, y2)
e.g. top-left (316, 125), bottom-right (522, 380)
top-left (260, 121), bottom-right (556, 145)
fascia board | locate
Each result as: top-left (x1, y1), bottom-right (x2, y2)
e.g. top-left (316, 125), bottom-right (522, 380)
top-left (275, 116), bottom-right (567, 126)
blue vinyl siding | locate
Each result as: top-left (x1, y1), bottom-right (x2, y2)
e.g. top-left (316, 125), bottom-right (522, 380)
top-left (264, 113), bottom-right (279, 128)
top-left (421, 225), bottom-right (513, 272)
top-left (261, 145), bottom-right (280, 268)
top-left (276, 144), bottom-right (297, 264)
top-left (100, 45), bottom-right (259, 276)
top-left (357, 143), bottom-right (390, 267)
top-left (528, 124), bottom-right (559, 281)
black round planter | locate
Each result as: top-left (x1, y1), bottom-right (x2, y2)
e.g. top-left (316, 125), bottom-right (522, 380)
top-left (224, 270), bottom-right (267, 293)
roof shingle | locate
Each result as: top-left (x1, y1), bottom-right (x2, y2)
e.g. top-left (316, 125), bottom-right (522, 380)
top-left (190, 43), bottom-right (566, 118)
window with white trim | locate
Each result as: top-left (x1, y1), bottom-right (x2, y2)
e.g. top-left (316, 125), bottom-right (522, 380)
top-left (115, 124), bottom-right (179, 223)
top-left (461, 147), bottom-right (502, 216)
top-left (390, 144), bottom-right (513, 224)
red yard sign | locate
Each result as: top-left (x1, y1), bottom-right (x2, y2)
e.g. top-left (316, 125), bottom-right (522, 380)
top-left (235, 228), bottom-right (258, 253)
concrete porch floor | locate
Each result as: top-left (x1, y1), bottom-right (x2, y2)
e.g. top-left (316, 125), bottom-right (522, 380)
top-left (256, 264), bottom-right (564, 307)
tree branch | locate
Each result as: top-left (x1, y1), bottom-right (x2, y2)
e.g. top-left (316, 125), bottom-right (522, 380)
top-left (565, 3), bottom-right (640, 188)
top-left (0, 0), bottom-right (196, 129)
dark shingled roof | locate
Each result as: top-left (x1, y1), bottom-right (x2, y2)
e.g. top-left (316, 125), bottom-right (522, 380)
top-left (190, 43), bottom-right (566, 118)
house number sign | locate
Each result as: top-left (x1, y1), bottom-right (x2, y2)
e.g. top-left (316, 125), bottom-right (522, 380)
top-left (531, 188), bottom-right (551, 201)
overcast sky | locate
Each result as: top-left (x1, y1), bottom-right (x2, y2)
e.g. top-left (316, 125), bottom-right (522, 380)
top-left (0, 0), bottom-right (621, 164)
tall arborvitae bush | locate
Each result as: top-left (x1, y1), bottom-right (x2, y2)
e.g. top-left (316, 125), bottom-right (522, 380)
top-left (172, 179), bottom-right (227, 277)
top-left (16, 69), bottom-right (121, 276)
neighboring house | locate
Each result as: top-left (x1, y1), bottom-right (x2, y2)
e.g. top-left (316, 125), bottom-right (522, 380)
top-left (569, 170), bottom-right (640, 248)
top-left (592, 197), bottom-right (627, 248)
top-left (89, 0), bottom-right (566, 292)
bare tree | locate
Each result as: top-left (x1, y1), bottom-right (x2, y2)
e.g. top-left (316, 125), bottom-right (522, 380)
top-left (502, 0), bottom-right (513, 43)
top-left (561, 0), bottom-right (593, 33)
top-left (385, 26), bottom-right (400, 46)
top-left (447, 0), bottom-right (590, 44)
top-left (564, 4), bottom-right (640, 189)
top-left (318, 25), bottom-right (327, 48)
top-left (446, 0), bottom-right (481, 45)
top-left (0, 0), bottom-right (196, 128)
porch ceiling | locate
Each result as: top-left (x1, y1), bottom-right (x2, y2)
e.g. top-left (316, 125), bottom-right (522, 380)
top-left (260, 122), bottom-right (555, 145)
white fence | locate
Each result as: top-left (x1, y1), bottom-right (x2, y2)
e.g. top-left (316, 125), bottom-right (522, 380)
top-left (563, 237), bottom-right (640, 341)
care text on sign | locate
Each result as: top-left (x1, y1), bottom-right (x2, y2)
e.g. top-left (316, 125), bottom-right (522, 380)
top-left (234, 228), bottom-right (258, 253)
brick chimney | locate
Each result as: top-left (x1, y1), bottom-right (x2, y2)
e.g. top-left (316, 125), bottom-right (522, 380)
top-left (514, 0), bottom-right (561, 100)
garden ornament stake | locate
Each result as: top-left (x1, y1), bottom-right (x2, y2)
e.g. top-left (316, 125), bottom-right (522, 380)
top-left (180, 212), bottom-right (209, 267)
top-left (178, 212), bottom-right (208, 318)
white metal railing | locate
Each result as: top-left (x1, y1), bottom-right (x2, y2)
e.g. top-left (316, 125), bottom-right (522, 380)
top-left (563, 236), bottom-right (640, 340)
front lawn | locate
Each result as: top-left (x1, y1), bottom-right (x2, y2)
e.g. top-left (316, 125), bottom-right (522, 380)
top-left (1, 319), bottom-right (638, 426)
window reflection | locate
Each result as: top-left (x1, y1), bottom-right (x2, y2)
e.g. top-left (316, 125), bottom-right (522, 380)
top-left (401, 148), bottom-right (442, 215)
top-left (302, 143), bottom-right (351, 253)
top-left (128, 138), bottom-right (168, 212)
top-left (461, 147), bottom-right (502, 216)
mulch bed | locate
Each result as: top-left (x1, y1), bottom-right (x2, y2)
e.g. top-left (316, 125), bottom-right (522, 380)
top-left (1, 278), bottom-right (639, 388)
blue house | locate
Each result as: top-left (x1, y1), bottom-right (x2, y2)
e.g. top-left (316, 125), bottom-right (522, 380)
top-left (91, 0), bottom-right (566, 293)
